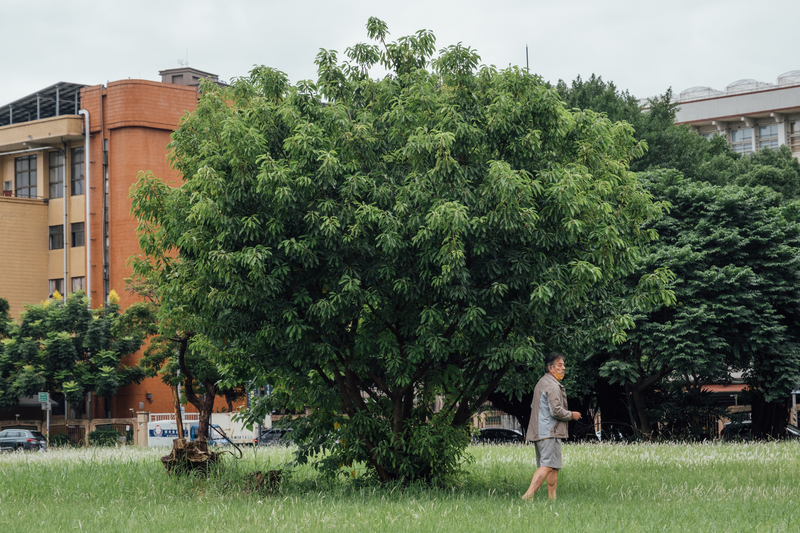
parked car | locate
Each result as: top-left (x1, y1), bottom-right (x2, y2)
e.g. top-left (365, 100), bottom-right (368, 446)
top-left (473, 428), bottom-right (524, 444)
top-left (721, 420), bottom-right (800, 440)
top-left (256, 428), bottom-right (293, 446)
top-left (0, 429), bottom-right (48, 452)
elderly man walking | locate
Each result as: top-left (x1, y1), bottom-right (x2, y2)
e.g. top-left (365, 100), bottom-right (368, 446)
top-left (522, 352), bottom-right (581, 500)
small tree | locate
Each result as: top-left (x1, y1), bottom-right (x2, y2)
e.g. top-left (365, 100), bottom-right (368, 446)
top-left (0, 292), bottom-right (144, 418)
top-left (118, 276), bottom-right (246, 442)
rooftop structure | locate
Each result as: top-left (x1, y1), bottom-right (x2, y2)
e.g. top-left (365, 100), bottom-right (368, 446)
top-left (0, 82), bottom-right (86, 128)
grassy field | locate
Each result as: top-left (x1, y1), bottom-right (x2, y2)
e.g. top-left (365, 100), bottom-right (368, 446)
top-left (1, 441), bottom-right (799, 532)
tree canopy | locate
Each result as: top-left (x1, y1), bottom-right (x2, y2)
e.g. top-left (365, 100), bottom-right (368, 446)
top-left (131, 19), bottom-right (669, 481)
top-left (555, 73), bottom-right (800, 440)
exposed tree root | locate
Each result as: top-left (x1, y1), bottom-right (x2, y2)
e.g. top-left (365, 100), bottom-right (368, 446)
top-left (161, 438), bottom-right (220, 475)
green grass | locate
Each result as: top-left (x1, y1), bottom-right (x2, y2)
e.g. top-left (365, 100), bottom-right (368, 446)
top-left (1, 441), bottom-right (799, 532)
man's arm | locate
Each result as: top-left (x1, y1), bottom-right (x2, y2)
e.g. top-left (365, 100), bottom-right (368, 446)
top-left (547, 386), bottom-right (577, 422)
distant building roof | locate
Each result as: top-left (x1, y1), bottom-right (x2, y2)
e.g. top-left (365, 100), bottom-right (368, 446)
top-left (0, 82), bottom-right (86, 128)
top-left (158, 67), bottom-right (227, 88)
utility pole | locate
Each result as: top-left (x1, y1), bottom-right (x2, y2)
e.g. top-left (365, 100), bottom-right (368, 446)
top-left (526, 44), bottom-right (529, 72)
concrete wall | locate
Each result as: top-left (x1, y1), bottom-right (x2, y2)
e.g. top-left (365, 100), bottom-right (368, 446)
top-left (0, 197), bottom-right (49, 319)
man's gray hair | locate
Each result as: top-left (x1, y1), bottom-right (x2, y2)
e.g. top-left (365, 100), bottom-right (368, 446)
top-left (544, 352), bottom-right (564, 371)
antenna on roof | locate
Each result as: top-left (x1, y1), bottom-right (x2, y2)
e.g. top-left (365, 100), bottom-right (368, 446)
top-left (178, 49), bottom-right (189, 68)
top-left (525, 44), bottom-right (529, 72)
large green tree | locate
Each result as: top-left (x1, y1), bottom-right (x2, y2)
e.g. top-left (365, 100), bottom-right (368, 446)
top-left (130, 19), bottom-right (667, 481)
top-left (557, 74), bottom-right (800, 439)
top-left (697, 144), bottom-right (800, 201)
top-left (599, 171), bottom-right (800, 438)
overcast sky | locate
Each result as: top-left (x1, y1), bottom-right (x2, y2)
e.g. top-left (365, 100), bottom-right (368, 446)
top-left (2, 0), bottom-right (799, 106)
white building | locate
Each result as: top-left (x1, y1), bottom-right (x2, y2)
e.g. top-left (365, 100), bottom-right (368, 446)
top-left (673, 70), bottom-right (800, 157)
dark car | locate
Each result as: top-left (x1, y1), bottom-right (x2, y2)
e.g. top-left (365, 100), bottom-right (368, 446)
top-left (473, 427), bottom-right (525, 444)
top-left (256, 428), bottom-right (293, 446)
top-left (0, 429), bottom-right (48, 452)
top-left (721, 420), bottom-right (752, 441)
top-left (721, 420), bottom-right (800, 440)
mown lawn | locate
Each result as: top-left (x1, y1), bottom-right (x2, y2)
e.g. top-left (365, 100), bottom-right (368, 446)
top-left (1, 441), bottom-right (798, 532)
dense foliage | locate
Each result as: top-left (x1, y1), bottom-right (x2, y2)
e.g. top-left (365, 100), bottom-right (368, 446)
top-left (598, 172), bottom-right (800, 438)
top-left (130, 19), bottom-right (669, 481)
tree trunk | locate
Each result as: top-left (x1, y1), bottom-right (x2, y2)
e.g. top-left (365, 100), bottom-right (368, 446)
top-left (751, 392), bottom-right (789, 439)
top-left (174, 333), bottom-right (217, 443)
top-left (225, 391), bottom-right (234, 413)
top-left (195, 393), bottom-right (216, 443)
top-left (596, 378), bottom-right (631, 438)
top-left (630, 385), bottom-right (654, 437)
top-left (171, 385), bottom-right (184, 439)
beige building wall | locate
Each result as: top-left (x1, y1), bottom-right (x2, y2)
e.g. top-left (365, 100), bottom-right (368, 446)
top-left (0, 197), bottom-right (49, 319)
top-left (1, 115), bottom-right (87, 316)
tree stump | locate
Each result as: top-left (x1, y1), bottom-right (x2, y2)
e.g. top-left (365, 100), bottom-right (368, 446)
top-left (161, 438), bottom-right (220, 475)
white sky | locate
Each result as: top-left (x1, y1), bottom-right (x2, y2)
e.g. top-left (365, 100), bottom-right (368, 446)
top-left (1, 0), bottom-right (799, 106)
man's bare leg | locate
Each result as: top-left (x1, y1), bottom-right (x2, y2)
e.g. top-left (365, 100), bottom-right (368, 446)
top-left (522, 466), bottom-right (552, 500)
top-left (546, 469), bottom-right (558, 499)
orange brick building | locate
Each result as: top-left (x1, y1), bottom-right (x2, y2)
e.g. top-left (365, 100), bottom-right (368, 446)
top-left (0, 68), bottom-right (238, 419)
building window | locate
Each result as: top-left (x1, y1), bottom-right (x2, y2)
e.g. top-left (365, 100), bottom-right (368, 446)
top-left (701, 132), bottom-right (716, 141)
top-left (49, 225), bottom-right (64, 250)
top-left (49, 279), bottom-right (64, 298)
top-left (71, 222), bottom-right (85, 247)
top-left (49, 151), bottom-right (65, 199)
top-left (15, 155), bottom-right (37, 198)
top-left (790, 122), bottom-right (800, 153)
top-left (731, 128), bottom-right (753, 154)
top-left (71, 277), bottom-right (85, 293)
top-left (758, 124), bottom-right (779, 150)
top-left (71, 147), bottom-right (85, 196)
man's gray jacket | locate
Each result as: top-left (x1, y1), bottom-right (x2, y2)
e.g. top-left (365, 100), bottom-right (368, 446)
top-left (525, 373), bottom-right (572, 442)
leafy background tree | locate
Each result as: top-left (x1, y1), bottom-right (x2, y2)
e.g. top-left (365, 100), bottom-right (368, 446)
top-left (555, 73), bottom-right (800, 439)
top-left (0, 297), bottom-right (10, 339)
top-left (0, 291), bottom-right (144, 418)
top-left (598, 173), bottom-right (800, 438)
top-left (130, 19), bottom-right (670, 482)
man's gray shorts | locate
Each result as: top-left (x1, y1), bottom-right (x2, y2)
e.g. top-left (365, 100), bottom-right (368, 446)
top-left (534, 438), bottom-right (562, 469)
